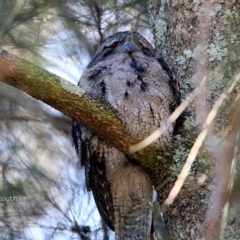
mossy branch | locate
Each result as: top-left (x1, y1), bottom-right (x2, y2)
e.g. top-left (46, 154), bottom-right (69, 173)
top-left (0, 48), bottom-right (167, 179)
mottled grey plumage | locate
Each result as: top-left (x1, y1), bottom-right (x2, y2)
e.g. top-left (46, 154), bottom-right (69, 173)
top-left (72, 31), bottom-right (177, 240)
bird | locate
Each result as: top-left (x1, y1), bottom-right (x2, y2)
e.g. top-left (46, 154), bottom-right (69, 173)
top-left (72, 31), bottom-right (177, 240)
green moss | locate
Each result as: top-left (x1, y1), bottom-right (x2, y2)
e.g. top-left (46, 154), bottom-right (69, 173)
top-left (175, 55), bottom-right (187, 65)
top-left (59, 78), bottom-right (84, 97)
top-left (184, 49), bottom-right (194, 59)
top-left (197, 148), bottom-right (213, 172)
top-left (193, 0), bottom-right (201, 4)
top-left (154, 0), bottom-right (168, 56)
top-left (214, 3), bottom-right (222, 13)
top-left (184, 116), bottom-right (199, 129)
top-left (207, 43), bottom-right (228, 62)
top-left (169, 138), bottom-right (190, 176)
top-left (207, 71), bottom-right (225, 93)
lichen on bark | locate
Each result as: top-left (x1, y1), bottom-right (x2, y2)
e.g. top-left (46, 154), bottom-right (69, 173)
top-left (148, 0), bottom-right (240, 239)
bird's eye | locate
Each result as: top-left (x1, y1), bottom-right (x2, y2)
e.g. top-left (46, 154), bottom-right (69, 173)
top-left (101, 40), bottom-right (119, 58)
top-left (105, 40), bottom-right (119, 48)
top-left (141, 46), bottom-right (151, 55)
top-left (137, 40), bottom-right (149, 51)
top-left (137, 40), bottom-right (155, 56)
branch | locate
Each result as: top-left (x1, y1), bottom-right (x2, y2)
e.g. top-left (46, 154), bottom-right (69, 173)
top-left (0, 48), bottom-right (163, 176)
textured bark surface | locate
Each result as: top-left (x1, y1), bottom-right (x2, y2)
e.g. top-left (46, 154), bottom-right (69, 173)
top-left (148, 0), bottom-right (240, 239)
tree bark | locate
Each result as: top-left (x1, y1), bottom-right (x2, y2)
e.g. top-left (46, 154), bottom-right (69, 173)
top-left (149, 0), bottom-right (240, 239)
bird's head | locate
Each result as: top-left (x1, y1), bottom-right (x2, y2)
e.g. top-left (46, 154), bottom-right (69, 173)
top-left (88, 31), bottom-right (156, 68)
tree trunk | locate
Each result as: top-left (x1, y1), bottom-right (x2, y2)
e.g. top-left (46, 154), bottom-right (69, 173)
top-left (149, 0), bottom-right (240, 239)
